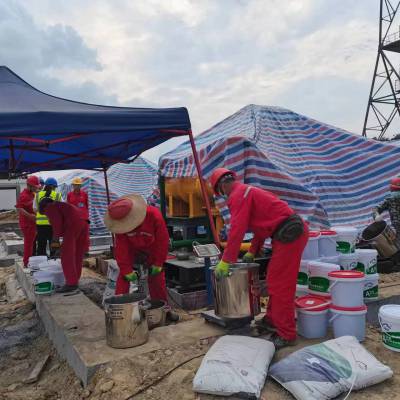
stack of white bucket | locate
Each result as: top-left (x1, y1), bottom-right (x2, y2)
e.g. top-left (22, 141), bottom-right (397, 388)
top-left (28, 256), bottom-right (64, 295)
top-left (296, 226), bottom-right (375, 342)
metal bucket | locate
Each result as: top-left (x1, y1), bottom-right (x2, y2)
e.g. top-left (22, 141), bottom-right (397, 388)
top-left (145, 300), bottom-right (167, 330)
top-left (361, 220), bottom-right (399, 258)
top-left (104, 293), bottom-right (149, 349)
top-left (211, 263), bottom-right (261, 319)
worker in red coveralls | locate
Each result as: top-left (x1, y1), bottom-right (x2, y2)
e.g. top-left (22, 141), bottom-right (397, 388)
top-left (67, 177), bottom-right (90, 252)
top-left (16, 176), bottom-right (40, 267)
top-left (38, 198), bottom-right (89, 293)
top-left (210, 168), bottom-right (309, 349)
top-left (104, 194), bottom-right (179, 322)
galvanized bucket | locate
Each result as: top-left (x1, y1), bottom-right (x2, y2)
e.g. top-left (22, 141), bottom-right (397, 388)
top-left (145, 300), bottom-right (167, 330)
top-left (362, 221), bottom-right (399, 258)
top-left (211, 263), bottom-right (261, 319)
top-left (104, 293), bottom-right (149, 349)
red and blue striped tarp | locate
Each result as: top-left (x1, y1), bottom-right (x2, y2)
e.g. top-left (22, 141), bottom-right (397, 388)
top-left (159, 104), bottom-right (400, 229)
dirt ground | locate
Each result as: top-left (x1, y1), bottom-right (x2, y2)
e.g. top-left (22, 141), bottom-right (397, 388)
top-left (1, 265), bottom-right (400, 400)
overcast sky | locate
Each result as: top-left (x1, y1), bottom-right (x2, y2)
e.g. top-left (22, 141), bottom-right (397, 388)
top-left (1, 0), bottom-right (382, 166)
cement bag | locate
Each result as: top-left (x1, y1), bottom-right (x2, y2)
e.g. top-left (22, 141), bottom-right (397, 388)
top-left (269, 336), bottom-right (393, 400)
top-left (193, 335), bottom-right (275, 398)
top-left (102, 260), bottom-right (120, 305)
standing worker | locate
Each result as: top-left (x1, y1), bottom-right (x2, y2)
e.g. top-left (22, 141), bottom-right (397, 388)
top-left (210, 168), bottom-right (308, 349)
top-left (38, 198), bottom-right (88, 293)
top-left (15, 176), bottom-right (40, 267)
top-left (35, 177), bottom-right (62, 256)
top-left (67, 177), bottom-right (90, 252)
top-left (104, 194), bottom-right (179, 322)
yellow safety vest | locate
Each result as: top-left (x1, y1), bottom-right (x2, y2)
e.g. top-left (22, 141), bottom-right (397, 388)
top-left (35, 190), bottom-right (62, 225)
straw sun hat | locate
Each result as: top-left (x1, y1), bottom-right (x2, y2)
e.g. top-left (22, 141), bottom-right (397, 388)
top-left (104, 194), bottom-right (147, 234)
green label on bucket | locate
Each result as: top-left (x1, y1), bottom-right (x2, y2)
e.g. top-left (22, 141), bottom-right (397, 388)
top-left (364, 286), bottom-right (378, 299)
top-left (355, 262), bottom-right (365, 272)
top-left (297, 272), bottom-right (308, 285)
top-left (336, 241), bottom-right (354, 254)
top-left (367, 261), bottom-right (378, 275)
top-left (309, 277), bottom-right (329, 293)
top-left (382, 332), bottom-right (400, 350)
top-left (35, 282), bottom-right (53, 293)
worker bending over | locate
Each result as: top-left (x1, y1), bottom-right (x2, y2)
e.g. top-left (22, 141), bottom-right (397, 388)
top-left (67, 177), bottom-right (90, 252)
top-left (39, 198), bottom-right (88, 293)
top-left (104, 194), bottom-right (178, 322)
top-left (16, 176), bottom-right (40, 267)
top-left (35, 177), bottom-right (62, 257)
top-left (210, 168), bottom-right (308, 349)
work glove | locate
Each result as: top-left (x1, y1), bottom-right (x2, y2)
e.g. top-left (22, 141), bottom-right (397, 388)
top-left (149, 266), bottom-right (163, 276)
top-left (242, 252), bottom-right (255, 263)
top-left (124, 271), bottom-right (138, 282)
top-left (215, 260), bottom-right (230, 278)
top-left (372, 210), bottom-right (383, 221)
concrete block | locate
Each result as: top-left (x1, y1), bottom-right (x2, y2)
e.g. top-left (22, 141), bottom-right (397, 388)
top-left (89, 235), bottom-right (112, 247)
top-left (15, 262), bottom-right (223, 386)
top-left (3, 239), bottom-right (24, 255)
top-left (0, 254), bottom-right (18, 268)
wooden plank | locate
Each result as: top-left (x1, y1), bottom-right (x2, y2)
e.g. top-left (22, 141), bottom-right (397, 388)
top-left (24, 353), bottom-right (50, 384)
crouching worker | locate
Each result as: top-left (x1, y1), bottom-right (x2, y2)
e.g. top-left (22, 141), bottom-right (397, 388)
top-left (104, 194), bottom-right (179, 322)
top-left (39, 198), bottom-right (89, 293)
top-left (210, 168), bottom-right (309, 349)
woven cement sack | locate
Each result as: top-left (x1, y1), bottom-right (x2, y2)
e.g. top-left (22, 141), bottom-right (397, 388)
top-left (269, 336), bottom-right (393, 400)
top-left (193, 335), bottom-right (275, 398)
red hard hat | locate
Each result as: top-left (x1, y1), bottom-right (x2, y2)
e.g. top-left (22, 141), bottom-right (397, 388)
top-left (390, 177), bottom-right (400, 191)
top-left (209, 168), bottom-right (237, 194)
top-left (26, 175), bottom-right (40, 188)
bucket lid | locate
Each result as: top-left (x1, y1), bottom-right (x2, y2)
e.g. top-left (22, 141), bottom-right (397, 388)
top-left (379, 304), bottom-right (400, 318)
top-left (309, 231), bottom-right (320, 238)
top-left (320, 230), bottom-right (337, 236)
top-left (295, 295), bottom-right (330, 311)
top-left (328, 270), bottom-right (365, 279)
top-left (331, 304), bottom-right (367, 312)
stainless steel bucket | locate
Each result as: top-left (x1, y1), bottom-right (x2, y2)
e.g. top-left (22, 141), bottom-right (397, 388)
top-left (212, 263), bottom-right (261, 319)
top-left (361, 220), bottom-right (399, 258)
top-left (104, 293), bottom-right (149, 349)
top-left (145, 300), bottom-right (167, 330)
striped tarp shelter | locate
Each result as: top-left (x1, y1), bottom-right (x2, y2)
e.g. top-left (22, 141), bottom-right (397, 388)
top-left (159, 104), bottom-right (400, 230)
top-left (58, 157), bottom-right (157, 235)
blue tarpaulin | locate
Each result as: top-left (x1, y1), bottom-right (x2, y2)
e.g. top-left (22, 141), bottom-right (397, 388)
top-left (0, 66), bottom-right (191, 173)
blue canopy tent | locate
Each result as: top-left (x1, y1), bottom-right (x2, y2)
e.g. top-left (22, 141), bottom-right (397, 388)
top-left (0, 66), bottom-right (218, 243)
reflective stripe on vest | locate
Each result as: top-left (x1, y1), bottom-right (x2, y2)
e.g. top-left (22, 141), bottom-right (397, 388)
top-left (36, 191), bottom-right (62, 225)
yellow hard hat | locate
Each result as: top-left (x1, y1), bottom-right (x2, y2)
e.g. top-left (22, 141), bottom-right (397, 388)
top-left (72, 177), bottom-right (83, 185)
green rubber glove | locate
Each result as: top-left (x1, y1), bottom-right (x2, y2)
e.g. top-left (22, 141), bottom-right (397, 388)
top-left (215, 260), bottom-right (230, 278)
top-left (124, 271), bottom-right (138, 282)
top-left (242, 252), bottom-right (255, 263)
top-left (149, 266), bottom-right (163, 276)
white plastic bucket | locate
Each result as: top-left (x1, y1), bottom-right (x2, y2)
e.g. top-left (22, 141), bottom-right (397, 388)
top-left (308, 261), bottom-right (340, 297)
top-left (333, 226), bottom-right (358, 254)
top-left (296, 296), bottom-right (330, 339)
top-left (296, 284), bottom-right (309, 298)
top-left (328, 270), bottom-right (365, 308)
top-left (339, 253), bottom-right (358, 271)
top-left (38, 259), bottom-right (61, 271)
top-left (32, 271), bottom-right (55, 295)
top-left (356, 249), bottom-right (378, 275)
top-left (330, 305), bottom-right (367, 342)
top-left (28, 256), bottom-right (48, 271)
top-left (379, 305), bottom-right (400, 352)
top-left (302, 232), bottom-right (320, 260)
top-left (297, 260), bottom-right (309, 286)
top-left (318, 230), bottom-right (337, 257)
top-left (363, 273), bottom-right (379, 302)
top-left (318, 255), bottom-right (340, 265)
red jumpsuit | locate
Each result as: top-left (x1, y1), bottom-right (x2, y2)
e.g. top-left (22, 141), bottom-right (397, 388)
top-left (67, 190), bottom-right (90, 252)
top-left (16, 189), bottom-right (36, 267)
top-left (222, 182), bottom-right (308, 341)
top-left (45, 202), bottom-right (88, 286)
top-left (114, 206), bottom-right (169, 300)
